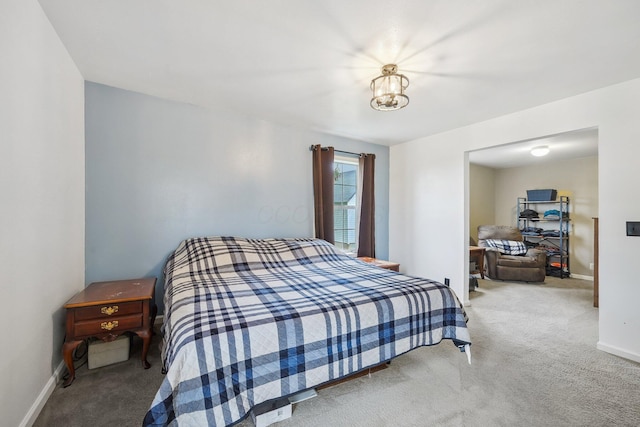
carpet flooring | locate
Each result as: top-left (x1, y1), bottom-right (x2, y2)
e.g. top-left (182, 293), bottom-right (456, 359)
top-left (34, 276), bottom-right (640, 426)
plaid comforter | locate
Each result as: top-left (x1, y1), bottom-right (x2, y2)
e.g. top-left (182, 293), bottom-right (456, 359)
top-left (144, 237), bottom-right (471, 426)
top-left (483, 239), bottom-right (528, 255)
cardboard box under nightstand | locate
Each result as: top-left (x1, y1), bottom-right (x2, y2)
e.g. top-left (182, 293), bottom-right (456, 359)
top-left (88, 335), bottom-right (130, 369)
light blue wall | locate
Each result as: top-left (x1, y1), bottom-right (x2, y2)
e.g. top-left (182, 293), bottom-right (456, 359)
top-left (85, 82), bottom-right (389, 312)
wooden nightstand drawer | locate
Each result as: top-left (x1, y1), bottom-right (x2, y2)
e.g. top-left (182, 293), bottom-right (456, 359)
top-left (74, 301), bottom-right (143, 321)
top-left (74, 314), bottom-right (144, 337)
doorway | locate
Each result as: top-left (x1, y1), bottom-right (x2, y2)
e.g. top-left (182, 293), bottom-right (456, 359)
top-left (466, 127), bottom-right (599, 291)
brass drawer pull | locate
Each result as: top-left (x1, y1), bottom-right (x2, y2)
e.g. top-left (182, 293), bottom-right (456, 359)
top-left (101, 305), bottom-right (119, 315)
top-left (100, 321), bottom-right (119, 331)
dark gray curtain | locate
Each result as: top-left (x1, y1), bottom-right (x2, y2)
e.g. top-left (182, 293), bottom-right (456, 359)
top-left (357, 153), bottom-right (375, 257)
top-left (312, 145), bottom-right (335, 243)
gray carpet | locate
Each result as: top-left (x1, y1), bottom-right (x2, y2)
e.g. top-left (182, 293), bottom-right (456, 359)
top-left (35, 276), bottom-right (640, 426)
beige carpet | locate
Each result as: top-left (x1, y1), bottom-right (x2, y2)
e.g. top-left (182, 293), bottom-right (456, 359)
top-left (35, 276), bottom-right (640, 426)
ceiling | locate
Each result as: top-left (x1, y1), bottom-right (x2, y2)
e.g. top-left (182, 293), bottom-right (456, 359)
top-left (39, 0), bottom-right (640, 149)
top-left (469, 127), bottom-right (599, 169)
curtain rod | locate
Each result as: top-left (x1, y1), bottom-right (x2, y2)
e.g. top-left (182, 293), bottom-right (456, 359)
top-left (308, 145), bottom-right (363, 157)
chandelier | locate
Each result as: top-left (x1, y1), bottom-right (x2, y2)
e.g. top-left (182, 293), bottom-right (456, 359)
top-left (370, 64), bottom-right (409, 111)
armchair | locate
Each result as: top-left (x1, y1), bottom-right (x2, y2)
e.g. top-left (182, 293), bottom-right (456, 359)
top-left (477, 225), bottom-right (546, 282)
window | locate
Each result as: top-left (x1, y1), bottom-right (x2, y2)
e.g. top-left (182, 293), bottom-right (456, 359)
top-left (333, 157), bottom-right (358, 254)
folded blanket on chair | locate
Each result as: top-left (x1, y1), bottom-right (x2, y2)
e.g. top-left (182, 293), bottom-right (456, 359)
top-left (483, 239), bottom-right (528, 255)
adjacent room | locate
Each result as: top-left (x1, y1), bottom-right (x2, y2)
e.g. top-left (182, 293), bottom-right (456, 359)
top-left (3, 1), bottom-right (640, 426)
top-left (469, 128), bottom-right (599, 282)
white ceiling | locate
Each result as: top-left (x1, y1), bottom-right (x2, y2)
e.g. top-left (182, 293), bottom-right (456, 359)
top-left (468, 127), bottom-right (598, 169)
top-left (39, 0), bottom-right (640, 150)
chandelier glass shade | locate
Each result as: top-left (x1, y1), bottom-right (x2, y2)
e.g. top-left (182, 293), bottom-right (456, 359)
top-left (370, 64), bottom-right (409, 111)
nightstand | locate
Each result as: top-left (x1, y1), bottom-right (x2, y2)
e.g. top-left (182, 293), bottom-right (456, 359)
top-left (62, 277), bottom-right (157, 387)
top-left (357, 257), bottom-right (400, 272)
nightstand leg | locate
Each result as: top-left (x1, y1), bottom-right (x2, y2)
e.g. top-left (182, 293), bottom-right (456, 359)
top-left (136, 330), bottom-right (152, 369)
top-left (62, 340), bottom-right (82, 387)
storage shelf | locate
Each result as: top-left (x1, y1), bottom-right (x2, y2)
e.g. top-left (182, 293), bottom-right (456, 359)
top-left (520, 200), bottom-right (563, 204)
top-left (517, 196), bottom-right (570, 278)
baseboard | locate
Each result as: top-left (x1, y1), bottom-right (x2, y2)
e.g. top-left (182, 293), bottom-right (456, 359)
top-left (597, 342), bottom-right (640, 364)
top-left (570, 273), bottom-right (593, 281)
top-left (21, 316), bottom-right (164, 427)
top-left (19, 360), bottom-right (66, 427)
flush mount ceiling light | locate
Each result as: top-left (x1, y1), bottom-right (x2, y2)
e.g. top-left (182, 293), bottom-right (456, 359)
top-left (530, 145), bottom-right (550, 157)
top-left (370, 64), bottom-right (409, 111)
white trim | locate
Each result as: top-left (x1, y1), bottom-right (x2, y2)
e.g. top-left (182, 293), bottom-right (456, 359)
top-left (334, 154), bottom-right (359, 164)
top-left (22, 316), bottom-right (165, 427)
top-left (597, 341), bottom-right (640, 364)
top-left (570, 273), bottom-right (594, 281)
top-left (19, 361), bottom-right (66, 427)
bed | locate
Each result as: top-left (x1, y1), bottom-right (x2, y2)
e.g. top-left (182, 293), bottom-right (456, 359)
top-left (144, 237), bottom-right (471, 426)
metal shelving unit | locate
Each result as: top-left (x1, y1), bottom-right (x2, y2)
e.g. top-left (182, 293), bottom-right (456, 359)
top-left (517, 196), bottom-right (570, 278)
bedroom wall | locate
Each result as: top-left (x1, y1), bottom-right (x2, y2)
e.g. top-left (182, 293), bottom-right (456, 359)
top-left (0, 1), bottom-right (85, 426)
top-left (493, 156), bottom-right (598, 277)
top-left (390, 77), bottom-right (640, 363)
top-left (85, 82), bottom-right (390, 313)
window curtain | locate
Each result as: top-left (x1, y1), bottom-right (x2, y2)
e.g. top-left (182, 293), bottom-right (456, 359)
top-left (357, 153), bottom-right (376, 257)
top-left (312, 144), bottom-right (335, 244)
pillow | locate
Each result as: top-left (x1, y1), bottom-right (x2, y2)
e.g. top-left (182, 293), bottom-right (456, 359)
top-left (168, 236), bottom-right (347, 275)
top-left (483, 239), bottom-right (528, 255)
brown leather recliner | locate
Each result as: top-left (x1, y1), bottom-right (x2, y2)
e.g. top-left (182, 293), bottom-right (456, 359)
top-left (477, 225), bottom-right (546, 282)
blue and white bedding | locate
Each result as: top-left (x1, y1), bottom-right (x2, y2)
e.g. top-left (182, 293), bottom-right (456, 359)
top-left (144, 237), bottom-right (471, 426)
top-left (483, 239), bottom-right (528, 255)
